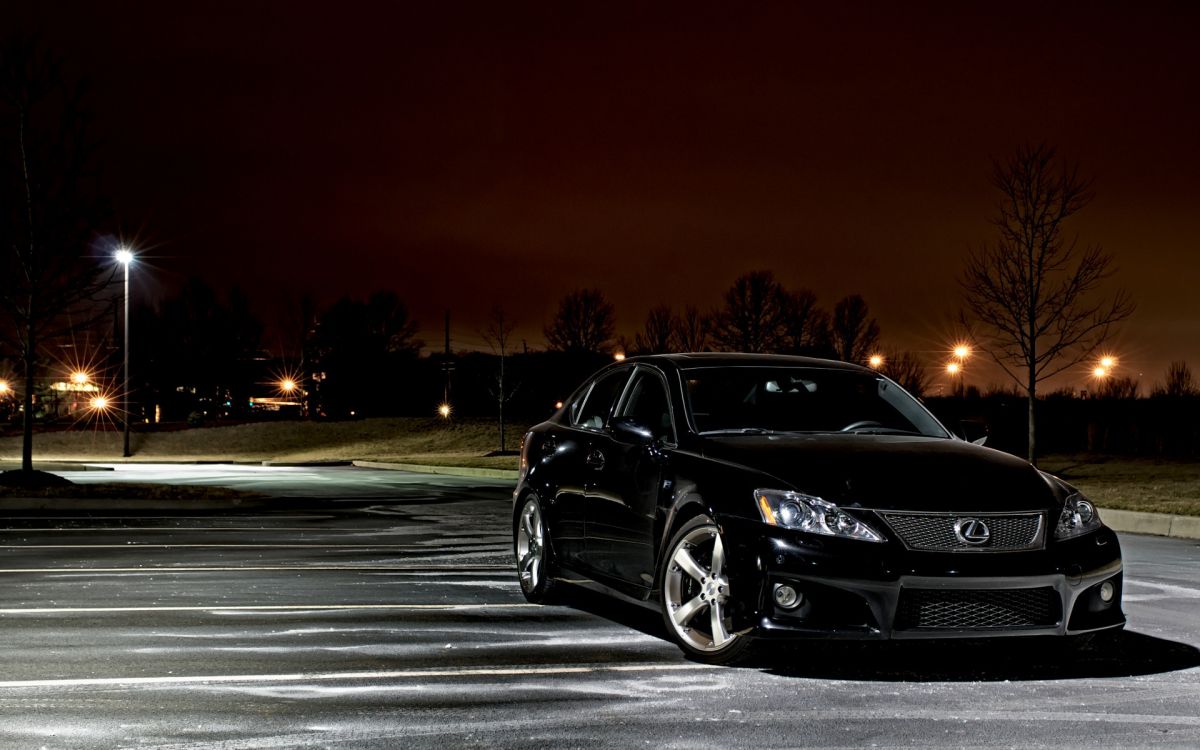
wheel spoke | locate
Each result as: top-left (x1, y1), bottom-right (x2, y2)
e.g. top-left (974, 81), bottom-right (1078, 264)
top-left (710, 601), bottom-right (730, 647)
top-left (672, 595), bottom-right (707, 627)
top-left (710, 533), bottom-right (725, 578)
top-left (673, 547), bottom-right (709, 583)
top-left (523, 508), bottom-right (538, 539)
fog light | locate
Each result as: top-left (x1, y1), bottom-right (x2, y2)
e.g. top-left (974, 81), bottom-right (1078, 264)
top-left (1099, 581), bottom-right (1115, 603)
top-left (773, 584), bottom-right (802, 610)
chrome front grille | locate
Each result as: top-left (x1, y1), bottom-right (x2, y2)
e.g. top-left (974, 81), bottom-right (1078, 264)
top-left (895, 587), bottom-right (1061, 630)
top-left (880, 511), bottom-right (1044, 552)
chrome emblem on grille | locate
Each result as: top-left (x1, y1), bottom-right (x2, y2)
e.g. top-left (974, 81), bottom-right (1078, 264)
top-left (953, 518), bottom-right (991, 545)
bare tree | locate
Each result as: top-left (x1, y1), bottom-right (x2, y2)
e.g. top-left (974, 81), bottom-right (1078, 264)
top-left (1095, 375), bottom-right (1139, 400)
top-left (880, 349), bottom-right (933, 399)
top-left (781, 289), bottom-right (833, 356)
top-left (633, 304), bottom-right (676, 354)
top-left (480, 305), bottom-right (518, 452)
top-left (544, 289), bottom-right (616, 354)
top-left (961, 144), bottom-right (1133, 464)
top-left (831, 294), bottom-right (880, 364)
top-left (1, 38), bottom-right (112, 475)
top-left (711, 271), bottom-right (789, 353)
top-left (1152, 361), bottom-right (1196, 398)
top-left (673, 305), bottom-right (710, 352)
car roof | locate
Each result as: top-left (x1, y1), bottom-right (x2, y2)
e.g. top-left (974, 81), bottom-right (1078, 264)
top-left (623, 352), bottom-right (869, 373)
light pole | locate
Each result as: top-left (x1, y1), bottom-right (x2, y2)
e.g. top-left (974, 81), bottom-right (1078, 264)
top-left (116, 247), bottom-right (134, 457)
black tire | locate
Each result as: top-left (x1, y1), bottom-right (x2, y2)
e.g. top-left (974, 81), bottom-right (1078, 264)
top-left (658, 514), bottom-right (755, 665)
top-left (514, 493), bottom-right (559, 604)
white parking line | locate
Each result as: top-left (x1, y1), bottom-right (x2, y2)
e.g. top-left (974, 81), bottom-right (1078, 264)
top-left (0, 662), bottom-right (712, 690)
top-left (0, 565), bottom-right (511, 573)
top-left (0, 603), bottom-right (537, 614)
top-left (0, 544), bottom-right (498, 549)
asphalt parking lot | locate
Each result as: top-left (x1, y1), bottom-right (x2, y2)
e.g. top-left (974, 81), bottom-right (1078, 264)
top-left (0, 464), bottom-right (1196, 748)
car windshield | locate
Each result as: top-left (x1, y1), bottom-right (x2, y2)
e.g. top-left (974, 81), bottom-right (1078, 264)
top-left (683, 366), bottom-right (949, 438)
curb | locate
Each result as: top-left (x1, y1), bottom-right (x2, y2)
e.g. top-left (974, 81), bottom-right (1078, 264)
top-left (1099, 507), bottom-right (1200, 541)
top-left (351, 460), bottom-right (519, 481)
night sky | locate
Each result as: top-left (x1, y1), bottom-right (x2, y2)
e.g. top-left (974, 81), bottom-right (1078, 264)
top-left (18, 2), bottom-right (1200, 389)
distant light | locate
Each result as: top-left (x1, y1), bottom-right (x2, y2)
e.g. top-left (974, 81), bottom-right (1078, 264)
top-left (613, 352), bottom-right (626, 361)
top-left (953, 344), bottom-right (971, 360)
top-left (868, 354), bottom-right (884, 369)
top-left (280, 378), bottom-right (296, 393)
top-left (946, 362), bottom-right (960, 375)
top-left (0, 380), bottom-right (9, 394)
top-left (90, 396), bottom-right (110, 410)
top-left (554, 401), bottom-right (564, 409)
top-left (115, 247), bottom-right (134, 266)
top-left (70, 371), bottom-right (90, 385)
top-left (438, 402), bottom-right (452, 418)
top-left (1100, 355), bottom-right (1116, 369)
top-left (1093, 367), bottom-right (1108, 378)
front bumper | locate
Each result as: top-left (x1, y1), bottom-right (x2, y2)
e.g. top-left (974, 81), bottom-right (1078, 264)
top-left (719, 515), bottom-right (1126, 640)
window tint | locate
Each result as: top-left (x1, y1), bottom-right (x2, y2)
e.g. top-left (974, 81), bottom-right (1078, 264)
top-left (573, 369), bottom-right (630, 430)
top-left (618, 370), bottom-right (675, 442)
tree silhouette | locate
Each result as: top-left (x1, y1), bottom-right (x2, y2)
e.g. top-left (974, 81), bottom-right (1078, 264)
top-left (783, 289), bottom-right (833, 356)
top-left (0, 38), bottom-right (112, 474)
top-left (831, 295), bottom-right (880, 364)
top-left (711, 271), bottom-right (789, 353)
top-left (633, 304), bottom-right (676, 354)
top-left (480, 305), bottom-right (518, 452)
top-left (673, 305), bottom-right (710, 352)
top-left (1153, 361), bottom-right (1196, 399)
top-left (879, 349), bottom-right (933, 399)
top-left (961, 143), bottom-right (1133, 464)
top-left (544, 289), bottom-right (615, 354)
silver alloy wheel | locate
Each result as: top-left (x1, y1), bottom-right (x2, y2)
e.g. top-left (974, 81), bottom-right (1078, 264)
top-left (516, 497), bottom-right (545, 593)
top-left (664, 524), bottom-right (737, 653)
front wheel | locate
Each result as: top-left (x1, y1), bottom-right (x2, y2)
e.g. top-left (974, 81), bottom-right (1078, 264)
top-left (659, 515), bottom-right (754, 664)
top-left (514, 493), bottom-right (558, 603)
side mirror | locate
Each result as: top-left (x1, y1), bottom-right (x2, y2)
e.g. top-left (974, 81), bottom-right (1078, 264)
top-left (609, 415), bottom-right (655, 445)
top-left (958, 420), bottom-right (988, 446)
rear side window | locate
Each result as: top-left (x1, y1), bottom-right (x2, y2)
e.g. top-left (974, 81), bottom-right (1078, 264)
top-left (573, 368), bottom-right (631, 430)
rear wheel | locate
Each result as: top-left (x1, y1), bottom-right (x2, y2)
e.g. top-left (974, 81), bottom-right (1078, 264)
top-left (659, 515), bottom-right (754, 664)
top-left (515, 493), bottom-right (558, 603)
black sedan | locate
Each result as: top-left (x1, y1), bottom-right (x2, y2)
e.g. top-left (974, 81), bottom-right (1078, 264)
top-left (512, 353), bottom-right (1124, 664)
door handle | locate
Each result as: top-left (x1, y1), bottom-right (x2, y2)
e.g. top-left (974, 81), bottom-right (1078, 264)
top-left (585, 449), bottom-right (606, 470)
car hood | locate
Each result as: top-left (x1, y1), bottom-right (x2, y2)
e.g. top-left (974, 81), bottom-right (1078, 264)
top-left (701, 434), bottom-right (1057, 513)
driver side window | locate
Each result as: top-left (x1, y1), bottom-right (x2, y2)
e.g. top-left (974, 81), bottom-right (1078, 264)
top-left (618, 370), bottom-right (676, 443)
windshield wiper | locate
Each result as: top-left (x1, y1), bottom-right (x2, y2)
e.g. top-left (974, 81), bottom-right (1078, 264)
top-left (700, 427), bottom-right (780, 436)
top-left (844, 427), bottom-right (927, 436)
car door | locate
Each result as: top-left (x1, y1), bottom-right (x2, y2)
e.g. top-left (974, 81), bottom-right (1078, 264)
top-left (585, 366), bottom-right (676, 591)
top-left (549, 366), bottom-right (631, 567)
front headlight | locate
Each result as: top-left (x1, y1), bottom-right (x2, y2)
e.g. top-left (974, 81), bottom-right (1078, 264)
top-left (1054, 492), bottom-right (1102, 539)
top-left (755, 489), bottom-right (885, 543)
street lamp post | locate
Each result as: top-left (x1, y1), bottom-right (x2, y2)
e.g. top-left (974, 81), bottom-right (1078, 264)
top-left (116, 247), bottom-right (134, 457)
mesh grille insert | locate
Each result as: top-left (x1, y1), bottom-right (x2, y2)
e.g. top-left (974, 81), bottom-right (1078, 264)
top-left (881, 512), bottom-right (1043, 551)
top-left (895, 587), bottom-right (1061, 630)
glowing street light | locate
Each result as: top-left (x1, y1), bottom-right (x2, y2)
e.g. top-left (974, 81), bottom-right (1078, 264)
top-left (953, 344), bottom-right (971, 360)
top-left (90, 396), bottom-right (111, 411)
top-left (1100, 355), bottom-right (1116, 369)
top-left (280, 378), bottom-right (297, 394)
top-left (0, 380), bottom-right (9, 395)
top-left (70, 371), bottom-right (90, 385)
top-left (868, 354), bottom-right (884, 369)
top-left (437, 402), bottom-right (452, 419)
top-left (946, 362), bottom-right (961, 375)
top-left (613, 352), bottom-right (626, 361)
top-left (1093, 366), bottom-right (1108, 378)
top-left (116, 246), bottom-right (134, 458)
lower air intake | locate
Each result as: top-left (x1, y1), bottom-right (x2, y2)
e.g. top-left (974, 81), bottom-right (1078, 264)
top-left (895, 587), bottom-right (1060, 630)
